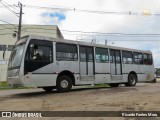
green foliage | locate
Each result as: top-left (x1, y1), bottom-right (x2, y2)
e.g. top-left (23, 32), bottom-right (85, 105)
top-left (0, 82), bottom-right (31, 90)
top-left (0, 81), bottom-right (10, 90)
top-left (0, 82), bottom-right (9, 87)
top-left (90, 84), bottom-right (109, 88)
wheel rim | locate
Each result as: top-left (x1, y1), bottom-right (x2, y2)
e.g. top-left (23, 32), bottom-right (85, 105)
top-left (131, 77), bottom-right (136, 85)
top-left (60, 80), bottom-right (68, 88)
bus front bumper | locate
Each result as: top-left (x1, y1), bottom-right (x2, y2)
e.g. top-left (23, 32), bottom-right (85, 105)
top-left (7, 76), bottom-right (24, 87)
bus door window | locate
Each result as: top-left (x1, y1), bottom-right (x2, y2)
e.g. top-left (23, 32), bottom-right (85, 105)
top-left (79, 46), bottom-right (94, 75)
top-left (110, 49), bottom-right (122, 75)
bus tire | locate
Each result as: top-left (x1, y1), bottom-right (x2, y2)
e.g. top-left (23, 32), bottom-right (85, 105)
top-left (43, 87), bottom-right (55, 92)
top-left (56, 75), bottom-right (72, 92)
top-left (125, 74), bottom-right (137, 87)
top-left (152, 79), bottom-right (156, 83)
top-left (109, 83), bottom-right (119, 87)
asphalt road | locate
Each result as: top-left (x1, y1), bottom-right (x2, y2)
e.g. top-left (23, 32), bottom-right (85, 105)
top-left (0, 81), bottom-right (160, 120)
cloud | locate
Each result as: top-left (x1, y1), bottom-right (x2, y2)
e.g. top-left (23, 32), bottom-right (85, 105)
top-left (1, 0), bottom-right (160, 67)
top-left (41, 12), bottom-right (66, 21)
top-left (41, 12), bottom-right (66, 25)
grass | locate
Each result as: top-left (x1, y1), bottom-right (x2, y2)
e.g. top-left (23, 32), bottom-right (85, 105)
top-left (0, 81), bottom-right (9, 87)
top-left (0, 81), bottom-right (11, 90)
top-left (0, 81), bottom-right (32, 90)
top-left (90, 84), bottom-right (109, 88)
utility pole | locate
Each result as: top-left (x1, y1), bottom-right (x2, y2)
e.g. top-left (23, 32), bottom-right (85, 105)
top-left (105, 39), bottom-right (107, 45)
top-left (17, 2), bottom-right (22, 41)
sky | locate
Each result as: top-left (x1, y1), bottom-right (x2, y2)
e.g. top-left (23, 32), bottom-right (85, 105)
top-left (0, 0), bottom-right (160, 67)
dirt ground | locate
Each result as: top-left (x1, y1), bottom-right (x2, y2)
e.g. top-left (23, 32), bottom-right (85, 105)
top-left (0, 80), bottom-right (160, 120)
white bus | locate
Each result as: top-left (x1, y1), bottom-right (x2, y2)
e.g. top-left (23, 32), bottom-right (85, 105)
top-left (7, 35), bottom-right (156, 92)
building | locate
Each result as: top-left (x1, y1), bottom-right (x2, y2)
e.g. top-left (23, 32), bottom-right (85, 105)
top-left (0, 24), bottom-right (63, 81)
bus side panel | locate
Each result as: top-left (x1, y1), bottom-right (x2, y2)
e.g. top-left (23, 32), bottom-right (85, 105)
top-left (24, 74), bottom-right (57, 87)
top-left (144, 65), bottom-right (155, 81)
top-left (24, 63), bottom-right (58, 87)
top-left (95, 74), bottom-right (111, 84)
top-left (133, 65), bottom-right (145, 81)
top-left (122, 64), bottom-right (134, 82)
top-left (56, 61), bottom-right (79, 75)
top-left (136, 74), bottom-right (145, 81)
top-left (95, 63), bottom-right (110, 84)
top-left (55, 61), bottom-right (81, 85)
top-left (122, 74), bottom-right (128, 83)
top-left (56, 61), bottom-right (79, 73)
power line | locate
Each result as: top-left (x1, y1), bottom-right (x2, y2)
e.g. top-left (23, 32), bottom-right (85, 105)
top-left (0, 4), bottom-right (16, 8)
top-left (22, 27), bottom-right (160, 36)
top-left (0, 20), bottom-right (17, 28)
top-left (1, 1), bottom-right (18, 10)
top-left (61, 31), bottom-right (160, 37)
top-left (62, 32), bottom-right (160, 38)
top-left (24, 5), bottom-right (73, 11)
top-left (61, 30), bottom-right (160, 36)
top-left (23, 4), bottom-right (160, 16)
top-left (0, 24), bottom-right (16, 33)
top-left (0, 0), bottom-right (19, 17)
top-left (21, 27), bottom-right (160, 37)
top-left (23, 5), bottom-right (138, 15)
top-left (21, 30), bottom-right (160, 42)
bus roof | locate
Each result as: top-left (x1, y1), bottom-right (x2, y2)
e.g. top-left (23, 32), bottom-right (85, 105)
top-left (23, 35), bottom-right (152, 54)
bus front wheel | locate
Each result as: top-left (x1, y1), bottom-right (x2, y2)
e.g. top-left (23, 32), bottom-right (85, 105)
top-left (56, 75), bottom-right (72, 92)
top-left (125, 74), bottom-right (137, 87)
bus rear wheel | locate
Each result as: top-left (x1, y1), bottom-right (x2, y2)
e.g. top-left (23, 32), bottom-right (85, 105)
top-left (56, 75), bottom-right (72, 92)
top-left (43, 87), bottom-right (55, 92)
top-left (109, 83), bottom-right (119, 87)
top-left (125, 74), bottom-right (137, 87)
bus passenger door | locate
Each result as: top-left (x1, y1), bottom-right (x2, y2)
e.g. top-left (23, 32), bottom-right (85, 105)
top-left (110, 49), bottom-right (122, 76)
top-left (24, 39), bottom-right (54, 86)
top-left (79, 46), bottom-right (95, 81)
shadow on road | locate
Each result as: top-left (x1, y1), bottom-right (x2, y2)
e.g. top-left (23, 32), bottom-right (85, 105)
top-left (7, 86), bottom-right (137, 99)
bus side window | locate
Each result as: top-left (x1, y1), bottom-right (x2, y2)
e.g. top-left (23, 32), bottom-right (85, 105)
top-left (122, 51), bottom-right (133, 64)
top-left (133, 52), bottom-right (143, 64)
top-left (96, 47), bottom-right (109, 63)
top-left (147, 54), bottom-right (153, 65)
top-left (56, 43), bottom-right (78, 61)
top-left (143, 54), bottom-right (152, 65)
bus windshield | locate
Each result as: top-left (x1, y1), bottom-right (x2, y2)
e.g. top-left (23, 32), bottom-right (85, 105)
top-left (8, 43), bottom-right (26, 70)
